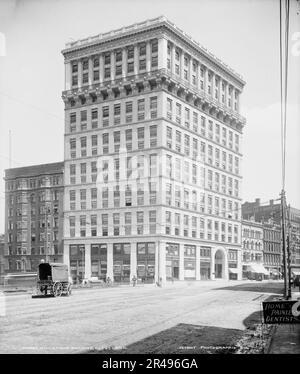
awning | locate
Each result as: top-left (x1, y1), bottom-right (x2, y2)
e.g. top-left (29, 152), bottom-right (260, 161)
top-left (229, 268), bottom-right (239, 274)
top-left (270, 269), bottom-right (280, 275)
top-left (247, 263), bottom-right (270, 275)
top-left (292, 270), bottom-right (300, 276)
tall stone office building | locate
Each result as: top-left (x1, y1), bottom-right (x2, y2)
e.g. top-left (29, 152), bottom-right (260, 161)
top-left (61, 16), bottom-right (246, 284)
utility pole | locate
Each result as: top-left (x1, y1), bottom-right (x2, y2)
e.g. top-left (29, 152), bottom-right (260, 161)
top-left (280, 189), bottom-right (289, 299)
top-left (287, 204), bottom-right (292, 298)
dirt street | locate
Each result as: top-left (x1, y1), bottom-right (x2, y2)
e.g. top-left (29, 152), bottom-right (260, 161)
top-left (0, 280), bottom-right (283, 354)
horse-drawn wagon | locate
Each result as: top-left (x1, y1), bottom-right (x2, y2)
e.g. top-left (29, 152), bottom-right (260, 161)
top-left (32, 262), bottom-right (72, 298)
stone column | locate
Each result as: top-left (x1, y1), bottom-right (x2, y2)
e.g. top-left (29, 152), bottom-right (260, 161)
top-left (155, 240), bottom-right (159, 284)
top-left (158, 241), bottom-right (166, 285)
top-left (198, 64), bottom-right (202, 91)
top-left (158, 37), bottom-right (167, 70)
top-left (134, 44), bottom-right (139, 75)
top-left (88, 57), bottom-right (93, 86)
top-left (65, 61), bottom-right (71, 91)
top-left (227, 84), bottom-right (231, 109)
top-left (189, 57), bottom-right (193, 85)
top-left (171, 43), bottom-right (176, 74)
top-left (77, 59), bottom-right (82, 89)
top-left (204, 66), bottom-right (208, 94)
top-left (210, 248), bottom-right (215, 280)
top-left (237, 248), bottom-right (243, 280)
top-left (235, 89), bottom-right (239, 112)
top-left (146, 41), bottom-right (151, 72)
top-left (122, 48), bottom-right (127, 78)
top-left (84, 243), bottom-right (91, 279)
top-left (196, 245), bottom-right (201, 280)
top-left (99, 54), bottom-right (104, 83)
top-left (211, 72), bottom-right (215, 99)
top-left (224, 249), bottom-right (229, 280)
top-left (179, 243), bottom-right (185, 281)
top-left (110, 51), bottom-right (115, 81)
top-left (106, 242), bottom-right (114, 280)
top-left (130, 242), bottom-right (137, 281)
top-left (180, 50), bottom-right (185, 79)
top-left (63, 242), bottom-right (70, 269)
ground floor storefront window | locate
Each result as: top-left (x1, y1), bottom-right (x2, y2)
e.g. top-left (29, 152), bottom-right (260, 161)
top-left (228, 263), bottom-right (238, 280)
top-left (91, 244), bottom-right (107, 281)
top-left (137, 242), bottom-right (155, 283)
top-left (69, 244), bottom-right (85, 284)
top-left (228, 250), bottom-right (238, 280)
top-left (184, 245), bottom-right (196, 279)
top-left (166, 243), bottom-right (179, 280)
top-left (113, 243), bottom-right (130, 283)
top-left (200, 247), bottom-right (211, 280)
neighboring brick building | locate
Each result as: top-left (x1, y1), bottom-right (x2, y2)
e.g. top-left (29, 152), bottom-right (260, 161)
top-left (0, 234), bottom-right (4, 281)
top-left (61, 16), bottom-right (246, 284)
top-left (263, 221), bottom-right (282, 278)
top-left (241, 220), bottom-right (267, 279)
top-left (242, 198), bottom-right (300, 276)
top-left (4, 162), bottom-right (64, 273)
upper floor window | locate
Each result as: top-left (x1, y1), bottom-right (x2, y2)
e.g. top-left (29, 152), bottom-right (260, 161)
top-left (139, 43), bottom-right (146, 56)
top-left (72, 62), bottom-right (78, 74)
top-left (127, 46), bottom-right (134, 59)
top-left (104, 53), bottom-right (110, 65)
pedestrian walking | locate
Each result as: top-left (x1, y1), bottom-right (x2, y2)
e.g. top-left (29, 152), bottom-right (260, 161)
top-left (106, 276), bottom-right (112, 286)
top-left (132, 275), bottom-right (137, 287)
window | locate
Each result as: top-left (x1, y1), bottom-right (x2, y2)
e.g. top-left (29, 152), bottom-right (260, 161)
top-left (167, 98), bottom-right (172, 119)
top-left (114, 103), bottom-right (121, 116)
top-left (127, 46), bottom-right (134, 59)
top-left (151, 55), bottom-right (158, 68)
top-left (72, 62), bottom-right (78, 73)
top-left (176, 103), bottom-right (181, 124)
top-left (149, 125), bottom-right (157, 147)
top-left (127, 62), bottom-right (134, 73)
top-left (139, 43), bottom-right (146, 56)
top-left (139, 59), bottom-right (146, 71)
top-left (102, 106), bottom-right (109, 118)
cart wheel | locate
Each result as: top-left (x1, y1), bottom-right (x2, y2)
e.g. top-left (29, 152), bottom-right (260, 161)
top-left (53, 282), bottom-right (63, 297)
top-left (66, 283), bottom-right (72, 296)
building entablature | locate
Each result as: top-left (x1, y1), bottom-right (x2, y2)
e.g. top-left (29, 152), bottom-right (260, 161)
top-left (62, 68), bottom-right (245, 132)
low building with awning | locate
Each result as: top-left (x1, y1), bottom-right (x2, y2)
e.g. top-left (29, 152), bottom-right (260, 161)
top-left (292, 269), bottom-right (300, 276)
top-left (246, 263), bottom-right (270, 276)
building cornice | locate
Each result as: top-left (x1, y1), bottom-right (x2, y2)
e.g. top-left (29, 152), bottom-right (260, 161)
top-left (61, 16), bottom-right (245, 87)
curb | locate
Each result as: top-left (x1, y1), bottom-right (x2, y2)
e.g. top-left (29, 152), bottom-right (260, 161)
top-left (263, 325), bottom-right (277, 354)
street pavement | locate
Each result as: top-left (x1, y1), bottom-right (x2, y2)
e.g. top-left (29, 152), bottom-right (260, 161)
top-left (0, 280), bottom-right (283, 354)
top-left (267, 288), bottom-right (300, 354)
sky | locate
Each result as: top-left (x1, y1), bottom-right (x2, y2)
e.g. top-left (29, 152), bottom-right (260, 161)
top-left (0, 0), bottom-right (299, 233)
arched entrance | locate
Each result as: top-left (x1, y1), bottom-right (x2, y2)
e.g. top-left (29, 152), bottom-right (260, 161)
top-left (214, 249), bottom-right (225, 279)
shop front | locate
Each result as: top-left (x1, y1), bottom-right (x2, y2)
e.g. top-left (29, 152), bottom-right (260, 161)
top-left (91, 244), bottom-right (107, 281)
top-left (200, 246), bottom-right (211, 280)
top-left (69, 244), bottom-right (85, 284)
top-left (268, 268), bottom-right (281, 280)
top-left (166, 243), bottom-right (179, 280)
top-left (184, 245), bottom-right (196, 280)
top-left (137, 242), bottom-right (155, 283)
top-left (228, 265), bottom-right (238, 280)
top-left (113, 243), bottom-right (130, 283)
top-left (245, 263), bottom-right (270, 280)
top-left (228, 250), bottom-right (238, 280)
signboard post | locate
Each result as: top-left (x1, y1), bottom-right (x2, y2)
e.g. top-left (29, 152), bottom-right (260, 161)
top-left (262, 300), bottom-right (300, 324)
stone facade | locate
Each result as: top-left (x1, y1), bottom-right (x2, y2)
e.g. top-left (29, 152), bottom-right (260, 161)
top-left (61, 16), bottom-right (246, 284)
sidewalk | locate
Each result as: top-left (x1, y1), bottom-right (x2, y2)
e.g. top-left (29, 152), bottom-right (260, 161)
top-left (267, 289), bottom-right (300, 354)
